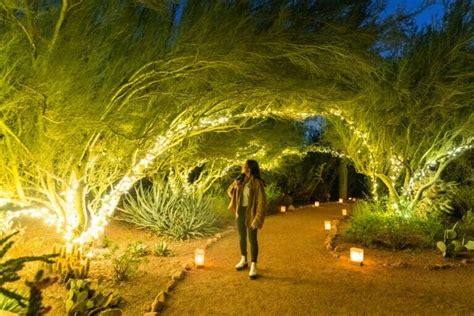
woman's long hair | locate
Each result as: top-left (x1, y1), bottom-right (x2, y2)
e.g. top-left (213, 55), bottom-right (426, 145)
top-left (246, 159), bottom-right (265, 185)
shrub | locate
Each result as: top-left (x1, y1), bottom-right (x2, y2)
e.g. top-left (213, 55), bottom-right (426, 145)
top-left (208, 195), bottom-right (234, 226)
top-left (451, 186), bottom-right (474, 218)
top-left (118, 181), bottom-right (219, 240)
top-left (265, 182), bottom-right (283, 214)
top-left (153, 241), bottom-right (174, 257)
top-left (127, 241), bottom-right (149, 257)
top-left (415, 181), bottom-right (458, 218)
top-left (106, 242), bottom-right (147, 282)
top-left (461, 211), bottom-right (474, 238)
top-left (344, 200), bottom-right (444, 250)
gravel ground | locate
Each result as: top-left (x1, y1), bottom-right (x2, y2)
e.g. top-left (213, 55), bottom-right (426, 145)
top-left (163, 203), bottom-right (474, 316)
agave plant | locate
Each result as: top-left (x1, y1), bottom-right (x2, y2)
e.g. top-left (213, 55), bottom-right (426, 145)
top-left (118, 179), bottom-right (218, 240)
top-left (153, 241), bottom-right (174, 257)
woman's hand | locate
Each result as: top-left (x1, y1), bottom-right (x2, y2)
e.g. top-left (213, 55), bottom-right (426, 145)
top-left (250, 221), bottom-right (258, 230)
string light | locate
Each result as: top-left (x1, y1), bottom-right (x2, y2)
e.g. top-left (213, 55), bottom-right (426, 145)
top-left (405, 143), bottom-right (473, 196)
top-left (0, 198), bottom-right (10, 208)
top-left (4, 105), bottom-right (469, 251)
top-left (0, 110), bottom-right (337, 248)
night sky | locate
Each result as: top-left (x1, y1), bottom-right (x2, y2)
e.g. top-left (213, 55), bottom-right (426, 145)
top-left (174, 1), bottom-right (445, 30)
top-left (385, 0), bottom-right (445, 27)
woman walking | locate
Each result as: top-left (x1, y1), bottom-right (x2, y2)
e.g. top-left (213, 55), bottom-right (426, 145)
top-left (227, 160), bottom-right (266, 279)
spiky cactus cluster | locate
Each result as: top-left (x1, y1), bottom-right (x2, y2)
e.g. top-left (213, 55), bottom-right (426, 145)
top-left (46, 245), bottom-right (90, 283)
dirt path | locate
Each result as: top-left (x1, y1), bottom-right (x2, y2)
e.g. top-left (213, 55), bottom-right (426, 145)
top-left (163, 204), bottom-right (474, 315)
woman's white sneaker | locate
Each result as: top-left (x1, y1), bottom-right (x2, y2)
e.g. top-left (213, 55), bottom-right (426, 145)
top-left (249, 262), bottom-right (257, 279)
top-left (235, 256), bottom-right (248, 270)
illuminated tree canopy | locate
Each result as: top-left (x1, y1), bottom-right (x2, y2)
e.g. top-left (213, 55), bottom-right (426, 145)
top-left (0, 0), bottom-right (472, 246)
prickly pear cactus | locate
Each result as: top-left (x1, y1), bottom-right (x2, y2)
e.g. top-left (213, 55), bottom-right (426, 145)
top-left (65, 279), bottom-right (122, 315)
top-left (464, 240), bottom-right (474, 251)
top-left (436, 241), bottom-right (447, 257)
top-left (437, 222), bottom-right (474, 257)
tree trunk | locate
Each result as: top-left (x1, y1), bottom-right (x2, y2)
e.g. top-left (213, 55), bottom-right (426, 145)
top-left (338, 159), bottom-right (348, 200)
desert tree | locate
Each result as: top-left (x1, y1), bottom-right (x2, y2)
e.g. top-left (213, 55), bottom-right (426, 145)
top-left (324, 0), bottom-right (473, 214)
top-left (0, 0), bottom-right (383, 245)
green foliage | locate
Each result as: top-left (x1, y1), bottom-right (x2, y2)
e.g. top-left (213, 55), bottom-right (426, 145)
top-left (118, 180), bottom-right (218, 240)
top-left (127, 241), bottom-right (149, 258)
top-left (415, 181), bottom-right (457, 218)
top-left (152, 241), bottom-right (174, 257)
top-left (0, 218), bottom-right (24, 241)
top-left (265, 182), bottom-right (282, 201)
top-left (0, 292), bottom-right (24, 312)
top-left (106, 243), bottom-right (147, 282)
top-left (100, 235), bottom-right (113, 249)
top-left (324, 0), bottom-right (473, 212)
top-left (0, 0), bottom-right (383, 239)
top-left (461, 211), bottom-right (474, 238)
top-left (0, 0), bottom-right (470, 247)
top-left (451, 186), bottom-right (474, 218)
top-left (208, 195), bottom-right (234, 226)
top-left (46, 245), bottom-right (90, 283)
top-left (0, 232), bottom-right (57, 308)
top-left (345, 200), bottom-right (444, 250)
top-left (264, 182), bottom-right (283, 214)
top-left (437, 222), bottom-right (474, 258)
top-left (65, 278), bottom-right (121, 315)
top-left (274, 156), bottom-right (327, 202)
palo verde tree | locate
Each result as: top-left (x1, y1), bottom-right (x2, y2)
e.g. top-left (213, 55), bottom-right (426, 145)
top-left (0, 0), bottom-right (384, 246)
top-left (324, 0), bottom-right (473, 215)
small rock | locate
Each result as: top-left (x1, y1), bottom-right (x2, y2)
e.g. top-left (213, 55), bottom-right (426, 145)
top-left (461, 259), bottom-right (468, 265)
top-left (172, 269), bottom-right (185, 281)
top-left (428, 263), bottom-right (453, 270)
top-left (150, 291), bottom-right (166, 312)
top-left (326, 241), bottom-right (334, 250)
top-left (392, 261), bottom-right (410, 269)
top-left (215, 233), bottom-right (222, 238)
top-left (183, 262), bottom-right (192, 270)
top-left (165, 280), bottom-right (176, 293)
top-left (334, 245), bottom-right (345, 252)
